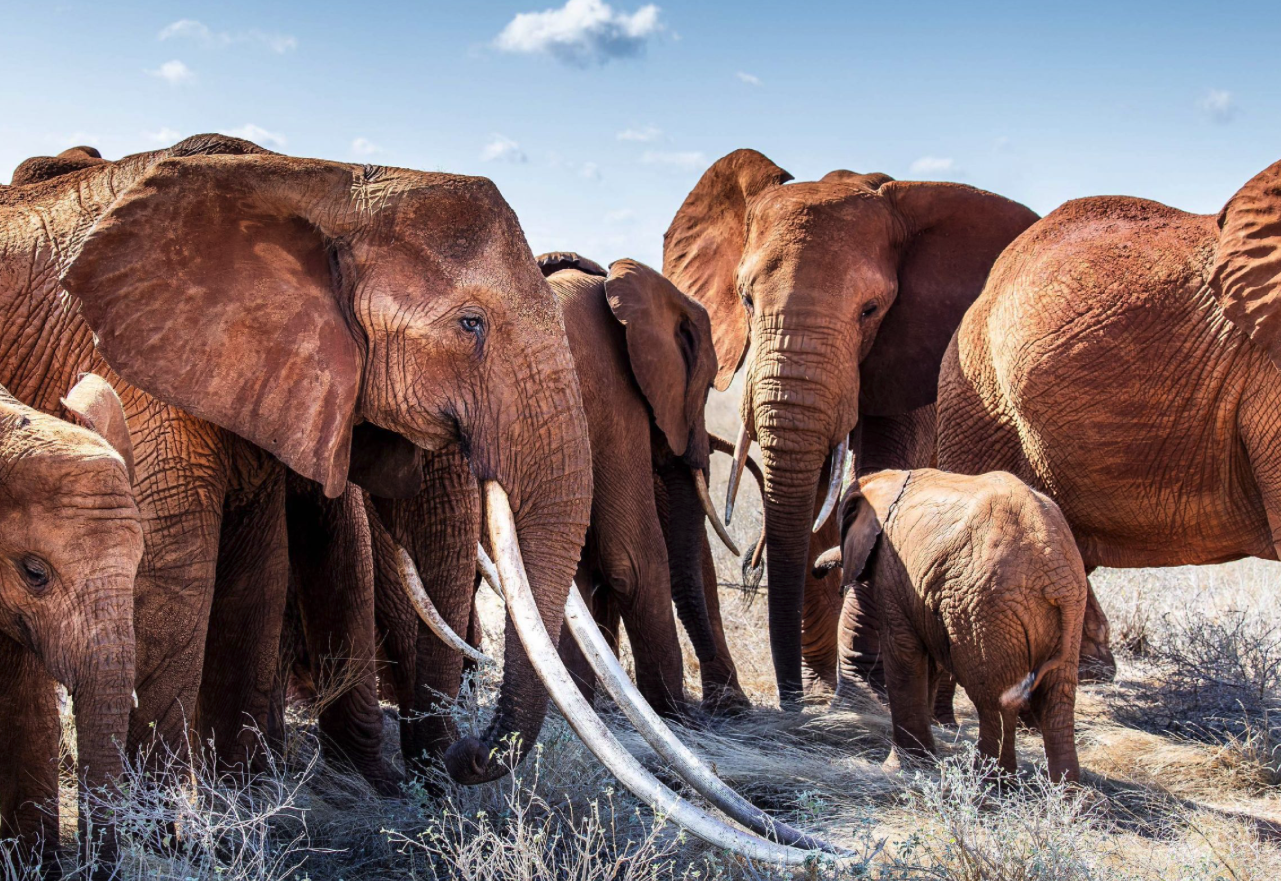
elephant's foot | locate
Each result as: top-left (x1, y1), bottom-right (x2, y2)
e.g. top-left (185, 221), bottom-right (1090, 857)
top-left (701, 681), bottom-right (752, 717)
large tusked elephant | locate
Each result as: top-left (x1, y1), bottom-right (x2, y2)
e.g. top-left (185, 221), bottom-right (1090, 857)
top-left (937, 158), bottom-right (1281, 596)
top-left (0, 375), bottom-right (141, 863)
top-left (663, 149), bottom-right (1038, 706)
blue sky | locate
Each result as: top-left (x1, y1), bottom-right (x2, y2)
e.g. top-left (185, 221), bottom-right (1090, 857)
top-left (2, 1), bottom-right (1278, 268)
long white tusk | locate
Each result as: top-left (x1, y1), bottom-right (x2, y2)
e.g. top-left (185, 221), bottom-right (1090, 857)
top-left (724, 423), bottom-right (750, 526)
top-left (480, 482), bottom-right (850, 868)
top-left (812, 439), bottom-right (850, 534)
top-left (564, 585), bottom-right (849, 854)
top-left (132, 690), bottom-right (139, 709)
top-left (397, 547), bottom-right (493, 666)
top-left (695, 470), bottom-right (740, 556)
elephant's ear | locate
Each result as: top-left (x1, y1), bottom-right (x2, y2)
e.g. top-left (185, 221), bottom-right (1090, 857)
top-left (605, 259), bottom-right (717, 459)
top-left (536, 251), bottom-right (607, 278)
top-left (839, 470), bottom-right (910, 580)
top-left (820, 170), bottom-right (895, 190)
top-left (663, 150), bottom-right (793, 390)
top-left (60, 374), bottom-right (135, 484)
top-left (1211, 159), bottom-right (1281, 368)
top-left (60, 154), bottom-right (362, 498)
top-left (863, 182), bottom-right (1039, 415)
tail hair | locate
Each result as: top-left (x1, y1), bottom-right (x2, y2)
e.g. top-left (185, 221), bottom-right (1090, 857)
top-left (1000, 672), bottom-right (1037, 711)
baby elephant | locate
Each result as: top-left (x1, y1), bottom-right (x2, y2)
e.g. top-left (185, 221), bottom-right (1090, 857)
top-left (838, 469), bottom-right (1086, 782)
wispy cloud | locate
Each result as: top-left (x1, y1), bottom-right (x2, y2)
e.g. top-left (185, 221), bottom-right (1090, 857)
top-left (736, 71), bottom-right (762, 86)
top-left (909, 156), bottom-right (956, 176)
top-left (143, 127), bottom-right (182, 145)
top-left (641, 150), bottom-right (706, 170)
top-left (481, 135), bottom-right (528, 163)
top-left (148, 60), bottom-right (194, 86)
top-left (159, 19), bottom-right (297, 54)
top-left (229, 124), bottom-right (287, 149)
top-left (495, 0), bottom-right (662, 67)
top-left (351, 137), bottom-right (382, 156)
top-left (1198, 89), bottom-right (1236, 123)
top-left (616, 125), bottom-right (662, 142)
top-left (579, 161), bottom-right (601, 181)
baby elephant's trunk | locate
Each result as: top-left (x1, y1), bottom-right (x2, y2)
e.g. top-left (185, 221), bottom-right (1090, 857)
top-left (999, 601), bottom-right (1075, 711)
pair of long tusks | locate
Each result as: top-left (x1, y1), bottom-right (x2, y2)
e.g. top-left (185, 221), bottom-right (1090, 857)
top-left (396, 547), bottom-right (493, 666)
top-left (476, 483), bottom-right (850, 863)
top-left (812, 439), bottom-right (850, 534)
top-left (723, 423), bottom-right (751, 526)
top-left (694, 470), bottom-right (740, 556)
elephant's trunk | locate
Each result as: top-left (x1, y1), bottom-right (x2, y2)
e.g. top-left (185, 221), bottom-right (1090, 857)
top-left (656, 460), bottom-right (718, 663)
top-left (444, 345), bottom-right (592, 784)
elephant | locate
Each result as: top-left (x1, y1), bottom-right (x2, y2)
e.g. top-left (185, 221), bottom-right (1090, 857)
top-left (838, 469), bottom-right (1085, 782)
top-left (663, 149), bottom-right (1040, 706)
top-left (1, 133), bottom-right (593, 789)
top-left (10, 146), bottom-right (106, 186)
top-left (0, 374), bottom-right (141, 863)
top-left (935, 158), bottom-right (1281, 635)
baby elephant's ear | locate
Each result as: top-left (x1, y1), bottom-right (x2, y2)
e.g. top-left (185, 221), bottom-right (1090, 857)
top-left (839, 470), bottom-right (911, 581)
top-left (61, 374), bottom-right (136, 484)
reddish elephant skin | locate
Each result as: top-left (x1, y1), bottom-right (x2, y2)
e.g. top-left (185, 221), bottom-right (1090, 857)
top-left (936, 159), bottom-right (1281, 619)
top-left (664, 149), bottom-right (1039, 706)
top-left (0, 377), bottom-right (141, 864)
top-left (839, 469), bottom-right (1085, 782)
top-left (1, 134), bottom-right (591, 789)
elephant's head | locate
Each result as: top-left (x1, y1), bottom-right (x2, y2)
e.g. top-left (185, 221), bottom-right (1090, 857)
top-left (59, 151), bottom-right (592, 784)
top-left (1211, 158), bottom-right (1281, 367)
top-left (664, 149), bottom-right (1038, 704)
top-left (0, 375), bottom-right (141, 810)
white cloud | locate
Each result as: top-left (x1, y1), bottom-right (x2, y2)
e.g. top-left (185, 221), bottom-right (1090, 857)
top-left (228, 124), bottom-right (287, 149)
top-left (736, 71), bottom-right (762, 86)
top-left (1198, 89), bottom-right (1236, 123)
top-left (616, 125), bottom-right (662, 142)
top-left (148, 60), bottom-right (194, 85)
top-left (641, 150), bottom-right (707, 170)
top-left (495, 0), bottom-right (662, 67)
top-left (351, 137), bottom-right (382, 156)
top-left (159, 19), bottom-right (297, 53)
top-left (144, 127), bottom-right (182, 144)
top-left (481, 135), bottom-right (528, 163)
top-left (579, 161), bottom-right (601, 180)
top-left (909, 156), bottom-right (956, 176)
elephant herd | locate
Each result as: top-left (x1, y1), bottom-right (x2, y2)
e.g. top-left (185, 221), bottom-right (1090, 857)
top-left (1, 135), bottom-right (1279, 869)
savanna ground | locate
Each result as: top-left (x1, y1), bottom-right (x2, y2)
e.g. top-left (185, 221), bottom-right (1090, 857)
top-left (8, 384), bottom-right (1281, 879)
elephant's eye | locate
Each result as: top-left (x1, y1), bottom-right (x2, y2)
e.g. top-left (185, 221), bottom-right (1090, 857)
top-left (740, 291), bottom-right (754, 315)
top-left (17, 556), bottom-right (50, 592)
top-left (860, 303), bottom-right (879, 320)
top-left (459, 315), bottom-right (485, 335)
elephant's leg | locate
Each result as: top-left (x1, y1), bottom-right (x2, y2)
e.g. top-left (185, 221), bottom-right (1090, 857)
top-left (618, 563), bottom-right (688, 719)
top-left (882, 632), bottom-right (935, 762)
top-left (696, 534), bottom-right (749, 713)
top-left (286, 477), bottom-right (398, 795)
top-left (0, 640), bottom-right (59, 865)
top-left (127, 409), bottom-right (230, 761)
top-left (836, 580), bottom-right (884, 699)
top-left (931, 671), bottom-right (958, 726)
top-left (559, 568), bottom-right (602, 707)
top-left (368, 497), bottom-right (419, 756)
top-left (1030, 667), bottom-right (1080, 783)
top-left (975, 701), bottom-right (1019, 779)
top-left (1079, 574), bottom-right (1116, 682)
top-left (197, 447), bottom-right (288, 772)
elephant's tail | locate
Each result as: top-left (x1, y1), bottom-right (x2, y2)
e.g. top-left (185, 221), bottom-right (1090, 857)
top-left (1000, 600), bottom-right (1074, 711)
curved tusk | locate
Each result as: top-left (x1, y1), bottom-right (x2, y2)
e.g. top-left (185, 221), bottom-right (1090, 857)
top-left (723, 423), bottom-right (750, 526)
top-left (397, 547), bottom-right (493, 666)
top-left (751, 529), bottom-right (766, 569)
top-left (480, 482), bottom-right (851, 868)
top-left (564, 586), bottom-right (849, 854)
top-left (695, 470), bottom-right (741, 556)
top-left (812, 439), bottom-right (850, 534)
top-left (132, 690), bottom-right (139, 709)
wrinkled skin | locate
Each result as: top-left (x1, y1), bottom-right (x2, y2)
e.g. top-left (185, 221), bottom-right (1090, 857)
top-left (664, 150), bottom-right (1039, 706)
top-left (0, 378), bottom-right (141, 862)
top-left (936, 159), bottom-right (1281, 644)
top-left (0, 134), bottom-right (592, 788)
top-left (839, 469), bottom-right (1085, 782)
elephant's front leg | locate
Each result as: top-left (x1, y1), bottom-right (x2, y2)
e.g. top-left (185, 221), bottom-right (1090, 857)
top-left (197, 442), bottom-right (289, 772)
top-left (0, 640), bottom-right (59, 866)
top-left (695, 533), bottom-right (750, 713)
top-left (286, 476), bottom-right (398, 795)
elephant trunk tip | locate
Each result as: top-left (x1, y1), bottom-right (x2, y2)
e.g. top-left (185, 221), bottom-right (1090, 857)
top-left (444, 735), bottom-right (506, 785)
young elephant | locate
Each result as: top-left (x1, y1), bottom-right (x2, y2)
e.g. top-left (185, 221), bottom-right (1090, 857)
top-left (838, 469), bottom-right (1086, 782)
top-left (0, 375), bottom-right (142, 862)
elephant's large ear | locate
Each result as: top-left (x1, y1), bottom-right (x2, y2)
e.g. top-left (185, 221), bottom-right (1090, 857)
top-left (605, 259), bottom-right (717, 459)
top-left (536, 251), bottom-right (607, 278)
top-left (863, 182), bottom-right (1039, 415)
top-left (60, 154), bottom-right (362, 497)
top-left (1211, 159), bottom-right (1281, 368)
top-left (839, 470), bottom-right (910, 580)
top-left (663, 150), bottom-right (792, 390)
top-left (60, 374), bottom-right (135, 484)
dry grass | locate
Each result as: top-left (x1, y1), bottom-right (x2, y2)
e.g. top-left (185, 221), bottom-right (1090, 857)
top-left (5, 382), bottom-right (1281, 878)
